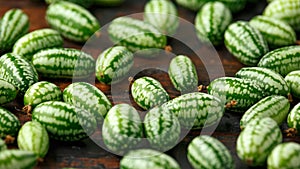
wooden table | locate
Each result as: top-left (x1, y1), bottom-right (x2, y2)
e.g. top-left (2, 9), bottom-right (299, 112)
top-left (1, 0), bottom-right (299, 168)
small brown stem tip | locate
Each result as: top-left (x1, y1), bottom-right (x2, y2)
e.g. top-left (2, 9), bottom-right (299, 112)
top-left (22, 105), bottom-right (32, 116)
top-left (198, 85), bottom-right (207, 92)
top-left (164, 45), bottom-right (172, 53)
top-left (288, 93), bottom-right (293, 103)
top-left (225, 100), bottom-right (238, 108)
top-left (285, 128), bottom-right (298, 137)
top-left (5, 135), bottom-right (15, 144)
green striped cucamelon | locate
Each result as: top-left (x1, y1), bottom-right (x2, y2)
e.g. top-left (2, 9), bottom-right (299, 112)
top-left (0, 79), bottom-right (17, 105)
top-left (267, 142), bottom-right (300, 169)
top-left (207, 77), bottom-right (264, 112)
top-left (32, 101), bottom-right (97, 142)
top-left (287, 102), bottom-right (300, 136)
top-left (63, 82), bottom-right (112, 122)
top-left (263, 0), bottom-right (300, 31)
top-left (23, 81), bottom-right (62, 113)
top-left (224, 21), bottom-right (269, 66)
top-left (236, 117), bottom-right (282, 166)
top-left (108, 17), bottom-right (167, 54)
top-left (120, 149), bottom-right (180, 169)
top-left (0, 9), bottom-right (29, 53)
top-left (144, 106), bottom-right (180, 151)
top-left (17, 121), bottom-right (49, 159)
top-left (95, 46), bottom-right (134, 84)
top-left (195, 1), bottom-right (232, 46)
top-left (13, 28), bottom-right (64, 60)
top-left (285, 70), bottom-right (300, 98)
top-left (0, 150), bottom-right (37, 169)
top-left (0, 53), bottom-right (38, 96)
top-left (235, 67), bottom-right (290, 97)
top-left (32, 48), bottom-right (95, 79)
top-left (144, 0), bottom-right (179, 35)
top-left (174, 0), bottom-right (207, 11)
top-left (162, 92), bottom-right (224, 129)
top-left (45, 0), bottom-right (94, 8)
top-left (258, 46), bottom-right (300, 76)
top-left (94, 0), bottom-right (124, 6)
top-left (240, 95), bottom-right (290, 129)
top-left (187, 135), bottom-right (234, 169)
top-left (102, 104), bottom-right (143, 155)
top-left (131, 76), bottom-right (169, 110)
top-left (168, 55), bottom-right (198, 93)
top-left (249, 15), bottom-right (296, 49)
top-left (0, 107), bottom-right (20, 142)
top-left (0, 139), bottom-right (6, 151)
top-left (46, 1), bottom-right (100, 43)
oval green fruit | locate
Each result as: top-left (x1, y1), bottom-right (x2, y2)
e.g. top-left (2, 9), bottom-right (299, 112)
top-left (45, 0), bottom-right (94, 8)
top-left (285, 70), bottom-right (300, 98)
top-left (0, 107), bottom-right (21, 140)
top-left (287, 102), bottom-right (300, 136)
top-left (0, 79), bottom-right (17, 105)
top-left (0, 150), bottom-right (37, 169)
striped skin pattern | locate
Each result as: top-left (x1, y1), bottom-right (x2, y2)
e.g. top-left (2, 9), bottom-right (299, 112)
top-left (0, 79), bottom-right (17, 105)
top-left (162, 92), bottom-right (224, 129)
top-left (13, 28), bottom-right (64, 61)
top-left (207, 77), bottom-right (264, 112)
top-left (94, 0), bottom-right (124, 6)
top-left (0, 53), bottom-right (38, 96)
top-left (144, 0), bottom-right (179, 35)
top-left (235, 67), bottom-right (290, 97)
top-left (144, 106), bottom-right (180, 151)
top-left (187, 135), bottom-right (234, 169)
top-left (131, 76), bottom-right (169, 110)
top-left (63, 82), bottom-right (112, 122)
top-left (95, 46), bottom-right (134, 84)
top-left (224, 21), bottom-right (269, 66)
top-left (236, 117), bottom-right (282, 166)
top-left (32, 101), bottom-right (97, 142)
top-left (287, 103), bottom-right (300, 133)
top-left (240, 95), bottom-right (290, 129)
top-left (17, 121), bottom-right (49, 159)
top-left (102, 104), bottom-right (143, 155)
top-left (267, 142), bottom-right (300, 169)
top-left (46, 1), bottom-right (100, 43)
top-left (195, 1), bottom-right (232, 46)
top-left (0, 9), bottom-right (29, 52)
top-left (168, 55), bottom-right (198, 93)
top-left (0, 139), bottom-right (7, 151)
top-left (175, 0), bottom-right (207, 11)
top-left (108, 17), bottom-right (167, 53)
top-left (32, 48), bottom-right (95, 79)
top-left (249, 15), bottom-right (296, 49)
top-left (285, 70), bottom-right (300, 98)
top-left (0, 107), bottom-right (20, 138)
top-left (258, 46), bottom-right (300, 76)
top-left (0, 150), bottom-right (37, 169)
top-left (218, 0), bottom-right (247, 13)
top-left (263, 0), bottom-right (300, 31)
top-left (24, 81), bottom-right (62, 108)
top-left (120, 149), bottom-right (180, 169)
top-left (45, 0), bottom-right (94, 8)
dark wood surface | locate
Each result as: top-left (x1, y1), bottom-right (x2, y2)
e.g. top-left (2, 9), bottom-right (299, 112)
top-left (1, 0), bottom-right (300, 169)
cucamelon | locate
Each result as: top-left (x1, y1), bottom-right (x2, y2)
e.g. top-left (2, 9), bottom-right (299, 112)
top-left (267, 142), bottom-right (300, 169)
top-left (224, 21), bottom-right (269, 66)
top-left (120, 149), bottom-right (180, 169)
top-left (95, 46), bottom-right (134, 84)
top-left (162, 92), bottom-right (224, 129)
top-left (46, 1), bottom-right (100, 42)
top-left (249, 15), bottom-right (296, 49)
top-left (207, 77), bottom-right (264, 112)
top-left (0, 107), bottom-right (20, 142)
top-left (168, 55), bottom-right (198, 93)
top-left (102, 104), bottom-right (143, 155)
top-left (0, 79), bottom-right (17, 105)
top-left (13, 28), bottom-right (64, 60)
top-left (144, 0), bottom-right (179, 35)
top-left (17, 121), bottom-right (49, 159)
top-left (131, 76), bottom-right (169, 110)
top-left (236, 117), bottom-right (282, 166)
top-left (63, 82), bottom-right (112, 122)
top-left (174, 0), bottom-right (207, 11)
top-left (258, 46), bottom-right (300, 76)
top-left (32, 101), bottom-right (97, 142)
top-left (45, 0), bottom-right (94, 8)
top-left (287, 102), bottom-right (300, 136)
top-left (144, 106), bottom-right (180, 151)
top-left (285, 70), bottom-right (300, 98)
top-left (0, 53), bottom-right (38, 95)
top-left (32, 48), bottom-right (95, 79)
top-left (235, 67), bottom-right (290, 97)
top-left (0, 150), bottom-right (37, 169)
top-left (0, 9), bottom-right (29, 53)
top-left (195, 1), bottom-right (232, 46)
top-left (187, 135), bottom-right (234, 169)
top-left (240, 95), bottom-right (290, 129)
